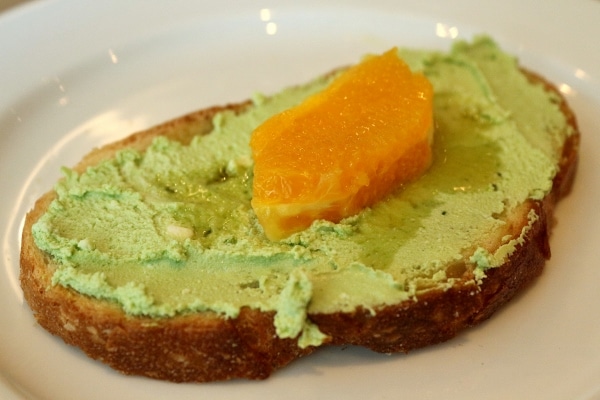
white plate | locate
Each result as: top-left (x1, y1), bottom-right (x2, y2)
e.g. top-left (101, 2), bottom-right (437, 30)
top-left (1, 0), bottom-right (599, 399)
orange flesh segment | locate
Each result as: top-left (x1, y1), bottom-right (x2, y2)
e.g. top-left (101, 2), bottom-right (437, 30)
top-left (250, 48), bottom-right (434, 241)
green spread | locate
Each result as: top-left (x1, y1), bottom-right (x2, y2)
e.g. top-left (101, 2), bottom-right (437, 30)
top-left (32, 37), bottom-right (572, 347)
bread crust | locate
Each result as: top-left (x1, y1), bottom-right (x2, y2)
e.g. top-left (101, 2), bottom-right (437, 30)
top-left (19, 70), bottom-right (579, 382)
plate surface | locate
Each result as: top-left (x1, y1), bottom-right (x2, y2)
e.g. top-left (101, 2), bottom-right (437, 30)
top-left (1, 1), bottom-right (599, 399)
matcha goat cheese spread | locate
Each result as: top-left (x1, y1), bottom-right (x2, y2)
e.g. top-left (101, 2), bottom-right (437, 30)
top-left (32, 37), bottom-right (573, 348)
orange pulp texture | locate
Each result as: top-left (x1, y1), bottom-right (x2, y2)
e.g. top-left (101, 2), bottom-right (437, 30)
top-left (250, 49), bottom-right (434, 241)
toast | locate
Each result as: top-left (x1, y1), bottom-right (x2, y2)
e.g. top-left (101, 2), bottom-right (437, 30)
top-left (20, 38), bottom-right (580, 382)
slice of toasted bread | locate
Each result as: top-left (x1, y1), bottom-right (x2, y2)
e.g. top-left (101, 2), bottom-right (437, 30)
top-left (20, 52), bottom-right (579, 382)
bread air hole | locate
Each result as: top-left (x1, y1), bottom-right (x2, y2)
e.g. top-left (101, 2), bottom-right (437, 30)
top-left (445, 261), bottom-right (468, 279)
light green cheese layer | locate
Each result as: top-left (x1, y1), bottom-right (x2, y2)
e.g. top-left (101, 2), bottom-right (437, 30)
top-left (32, 37), bottom-right (572, 347)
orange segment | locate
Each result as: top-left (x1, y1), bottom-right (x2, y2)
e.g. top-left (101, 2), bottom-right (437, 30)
top-left (250, 48), bottom-right (434, 240)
